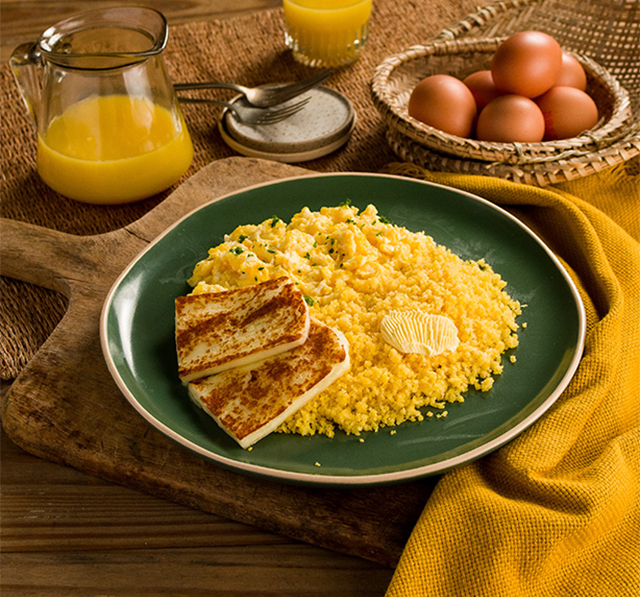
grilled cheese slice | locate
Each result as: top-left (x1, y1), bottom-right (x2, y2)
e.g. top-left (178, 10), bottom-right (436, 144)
top-left (176, 277), bottom-right (310, 383)
top-left (188, 320), bottom-right (350, 449)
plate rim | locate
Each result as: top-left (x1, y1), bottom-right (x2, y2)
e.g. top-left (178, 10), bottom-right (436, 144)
top-left (100, 171), bottom-right (586, 486)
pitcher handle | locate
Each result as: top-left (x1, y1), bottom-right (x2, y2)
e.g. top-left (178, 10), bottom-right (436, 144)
top-left (10, 42), bottom-right (43, 127)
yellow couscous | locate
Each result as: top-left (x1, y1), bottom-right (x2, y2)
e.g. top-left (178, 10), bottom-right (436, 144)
top-left (187, 202), bottom-right (522, 437)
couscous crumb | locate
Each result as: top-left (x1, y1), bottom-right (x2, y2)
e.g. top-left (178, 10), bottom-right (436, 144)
top-left (188, 204), bottom-right (522, 438)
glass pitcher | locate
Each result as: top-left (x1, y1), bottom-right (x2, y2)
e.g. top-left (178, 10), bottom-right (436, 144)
top-left (10, 7), bottom-right (193, 205)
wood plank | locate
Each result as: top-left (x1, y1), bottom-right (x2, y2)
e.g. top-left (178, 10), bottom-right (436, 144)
top-left (1, 425), bottom-right (394, 596)
top-left (1, 545), bottom-right (394, 596)
top-left (2, 419), bottom-right (248, 552)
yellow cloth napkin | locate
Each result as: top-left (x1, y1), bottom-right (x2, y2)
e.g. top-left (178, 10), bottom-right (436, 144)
top-left (382, 163), bottom-right (640, 597)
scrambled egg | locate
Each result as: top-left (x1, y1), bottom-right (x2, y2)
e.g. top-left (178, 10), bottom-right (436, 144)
top-left (188, 203), bottom-right (522, 437)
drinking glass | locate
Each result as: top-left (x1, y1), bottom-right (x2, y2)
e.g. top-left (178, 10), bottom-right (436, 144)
top-left (283, 0), bottom-right (373, 68)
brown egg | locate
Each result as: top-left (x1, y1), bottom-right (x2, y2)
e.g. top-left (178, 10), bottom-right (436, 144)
top-left (554, 52), bottom-right (587, 91)
top-left (535, 86), bottom-right (599, 140)
top-left (463, 70), bottom-right (503, 112)
top-left (476, 95), bottom-right (545, 142)
top-left (408, 74), bottom-right (477, 138)
top-left (491, 31), bottom-right (563, 98)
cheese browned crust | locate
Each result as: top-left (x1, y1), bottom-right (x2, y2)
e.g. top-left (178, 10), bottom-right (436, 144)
top-left (187, 320), bottom-right (350, 449)
top-left (175, 277), bottom-right (310, 383)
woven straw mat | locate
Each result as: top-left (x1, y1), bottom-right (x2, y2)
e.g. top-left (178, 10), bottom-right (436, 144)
top-left (0, 0), bottom-right (486, 379)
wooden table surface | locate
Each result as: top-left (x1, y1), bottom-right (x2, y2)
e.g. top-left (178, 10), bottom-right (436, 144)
top-left (0, 2), bottom-right (397, 595)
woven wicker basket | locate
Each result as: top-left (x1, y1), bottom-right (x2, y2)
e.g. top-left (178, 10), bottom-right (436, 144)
top-left (371, 0), bottom-right (640, 186)
top-left (372, 38), bottom-right (631, 163)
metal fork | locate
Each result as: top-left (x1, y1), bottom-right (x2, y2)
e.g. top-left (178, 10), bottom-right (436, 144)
top-left (177, 96), bottom-right (311, 125)
top-left (174, 68), bottom-right (332, 107)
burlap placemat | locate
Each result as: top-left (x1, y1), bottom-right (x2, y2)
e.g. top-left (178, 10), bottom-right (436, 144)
top-left (0, 0), bottom-right (488, 379)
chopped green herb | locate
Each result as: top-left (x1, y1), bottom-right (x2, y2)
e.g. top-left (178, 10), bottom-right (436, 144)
top-left (339, 199), bottom-right (352, 207)
top-left (303, 295), bottom-right (316, 306)
top-left (238, 234), bottom-right (248, 243)
top-left (270, 216), bottom-right (281, 227)
top-left (229, 247), bottom-right (244, 255)
top-left (379, 215), bottom-right (390, 224)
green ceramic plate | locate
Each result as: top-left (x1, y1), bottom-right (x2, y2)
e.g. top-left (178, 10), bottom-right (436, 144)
top-left (101, 173), bottom-right (585, 486)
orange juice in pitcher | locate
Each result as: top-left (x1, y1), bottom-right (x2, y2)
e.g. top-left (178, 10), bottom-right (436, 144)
top-left (37, 95), bottom-right (193, 204)
top-left (11, 7), bottom-right (193, 204)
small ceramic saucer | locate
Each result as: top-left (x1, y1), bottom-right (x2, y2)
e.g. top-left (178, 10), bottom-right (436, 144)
top-left (218, 86), bottom-right (356, 162)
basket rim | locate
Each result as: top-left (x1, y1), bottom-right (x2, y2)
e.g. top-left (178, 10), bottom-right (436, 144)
top-left (434, 0), bottom-right (537, 43)
top-left (370, 35), bottom-right (633, 164)
top-left (385, 125), bottom-right (640, 187)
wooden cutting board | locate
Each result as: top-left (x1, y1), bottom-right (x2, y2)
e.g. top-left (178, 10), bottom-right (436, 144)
top-left (0, 157), bottom-right (437, 567)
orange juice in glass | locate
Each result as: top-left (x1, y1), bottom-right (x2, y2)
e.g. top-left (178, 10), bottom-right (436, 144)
top-left (283, 0), bottom-right (372, 67)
